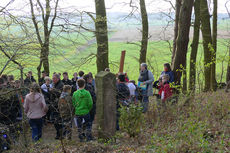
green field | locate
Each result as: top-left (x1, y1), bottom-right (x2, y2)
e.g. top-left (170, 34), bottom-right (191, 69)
top-left (1, 37), bottom-right (229, 85)
top-left (1, 18), bottom-right (230, 88)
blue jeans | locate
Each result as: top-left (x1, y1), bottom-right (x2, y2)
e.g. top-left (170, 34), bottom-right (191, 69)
top-left (75, 113), bottom-right (92, 141)
top-left (29, 118), bottom-right (43, 142)
top-left (141, 89), bottom-right (149, 113)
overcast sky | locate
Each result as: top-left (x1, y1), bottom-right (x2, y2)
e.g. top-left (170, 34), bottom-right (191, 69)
top-left (1, 0), bottom-right (229, 14)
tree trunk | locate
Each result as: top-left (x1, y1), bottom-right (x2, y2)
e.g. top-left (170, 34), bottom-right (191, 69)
top-left (172, 0), bottom-right (194, 86)
top-left (139, 0), bottom-right (149, 65)
top-left (172, 0), bottom-right (182, 63)
top-left (37, 53), bottom-right (43, 80)
top-left (227, 46), bottom-right (230, 83)
top-left (200, 0), bottom-right (212, 91)
top-left (95, 0), bottom-right (109, 73)
top-left (189, 0), bottom-right (200, 92)
top-left (182, 63), bottom-right (187, 93)
top-left (211, 0), bottom-right (217, 91)
top-left (42, 42), bottom-right (50, 76)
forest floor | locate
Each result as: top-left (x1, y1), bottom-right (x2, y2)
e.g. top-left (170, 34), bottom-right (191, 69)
top-left (9, 90), bottom-right (230, 153)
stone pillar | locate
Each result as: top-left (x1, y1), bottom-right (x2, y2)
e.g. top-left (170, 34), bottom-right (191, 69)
top-left (95, 71), bottom-right (117, 139)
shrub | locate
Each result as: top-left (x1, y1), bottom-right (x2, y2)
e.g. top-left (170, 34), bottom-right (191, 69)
top-left (119, 104), bottom-right (145, 137)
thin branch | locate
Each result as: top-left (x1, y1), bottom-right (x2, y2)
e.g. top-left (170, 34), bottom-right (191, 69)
top-left (163, 0), bottom-right (175, 10)
top-left (0, 54), bottom-right (15, 75)
top-left (84, 11), bottom-right (96, 22)
top-left (48, 0), bottom-right (59, 36)
top-left (126, 41), bottom-right (141, 47)
top-left (29, 0), bottom-right (43, 45)
top-left (225, 0), bottom-right (230, 17)
top-left (0, 0), bottom-right (15, 12)
top-left (37, 0), bottom-right (45, 21)
top-left (0, 45), bottom-right (23, 68)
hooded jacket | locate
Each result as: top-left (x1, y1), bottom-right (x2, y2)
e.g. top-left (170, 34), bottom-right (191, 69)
top-left (72, 89), bottom-right (93, 116)
top-left (58, 92), bottom-right (74, 120)
top-left (24, 92), bottom-right (47, 119)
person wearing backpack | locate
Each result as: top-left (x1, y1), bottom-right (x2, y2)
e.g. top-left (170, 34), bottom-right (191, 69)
top-left (138, 63), bottom-right (154, 113)
top-left (58, 85), bottom-right (74, 140)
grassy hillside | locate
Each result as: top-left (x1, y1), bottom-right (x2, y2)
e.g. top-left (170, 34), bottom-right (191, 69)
top-left (1, 16), bottom-right (229, 87)
top-left (1, 38), bottom-right (229, 87)
top-left (51, 39), bottom-right (229, 83)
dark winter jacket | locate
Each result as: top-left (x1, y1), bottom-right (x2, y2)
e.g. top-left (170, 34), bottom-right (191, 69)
top-left (50, 80), bottom-right (64, 111)
top-left (85, 83), bottom-right (97, 121)
top-left (24, 76), bottom-right (36, 86)
top-left (62, 79), bottom-right (72, 86)
top-left (116, 83), bottom-right (130, 107)
top-left (39, 77), bottom-right (45, 86)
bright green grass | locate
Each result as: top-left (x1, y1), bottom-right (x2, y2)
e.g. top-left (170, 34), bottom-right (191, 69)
top-left (1, 16), bottom-right (229, 84)
top-left (49, 39), bottom-right (229, 84)
top-left (1, 36), bottom-right (229, 87)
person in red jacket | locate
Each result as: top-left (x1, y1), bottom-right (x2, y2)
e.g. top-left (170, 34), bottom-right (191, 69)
top-left (161, 74), bottom-right (173, 103)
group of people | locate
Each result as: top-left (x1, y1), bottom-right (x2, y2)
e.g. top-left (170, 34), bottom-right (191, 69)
top-left (0, 62), bottom-right (175, 144)
top-left (23, 71), bottom-right (96, 142)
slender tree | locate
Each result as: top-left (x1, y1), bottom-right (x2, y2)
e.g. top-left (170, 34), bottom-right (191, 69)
top-left (227, 46), bottom-right (230, 83)
top-left (139, 0), bottom-right (149, 65)
top-left (172, 0), bottom-right (194, 86)
top-left (94, 0), bottom-right (109, 72)
top-left (200, 0), bottom-right (213, 91)
top-left (226, 1), bottom-right (230, 84)
top-left (172, 0), bottom-right (182, 63)
top-left (211, 0), bottom-right (217, 91)
top-left (29, 0), bottom-right (59, 78)
top-left (189, 0), bottom-right (201, 92)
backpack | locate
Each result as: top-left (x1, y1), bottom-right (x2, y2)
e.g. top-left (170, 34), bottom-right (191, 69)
top-left (58, 97), bottom-right (73, 120)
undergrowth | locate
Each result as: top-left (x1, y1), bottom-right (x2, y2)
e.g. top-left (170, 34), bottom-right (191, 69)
top-left (9, 90), bottom-right (230, 153)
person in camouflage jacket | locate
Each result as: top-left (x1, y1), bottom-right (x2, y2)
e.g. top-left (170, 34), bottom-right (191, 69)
top-left (58, 85), bottom-right (74, 140)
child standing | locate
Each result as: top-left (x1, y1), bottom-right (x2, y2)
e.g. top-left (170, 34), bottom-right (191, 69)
top-left (161, 74), bottom-right (173, 103)
top-left (127, 80), bottom-right (137, 103)
top-left (58, 85), bottom-right (74, 140)
top-left (72, 79), bottom-right (93, 142)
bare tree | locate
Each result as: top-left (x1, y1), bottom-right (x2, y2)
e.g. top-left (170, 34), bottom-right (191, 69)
top-left (29, 0), bottom-right (59, 78)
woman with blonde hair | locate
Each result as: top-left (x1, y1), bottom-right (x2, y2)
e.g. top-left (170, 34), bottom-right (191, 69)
top-left (24, 83), bottom-right (48, 142)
